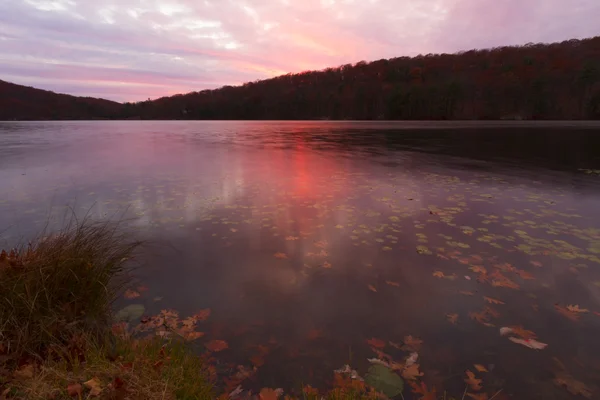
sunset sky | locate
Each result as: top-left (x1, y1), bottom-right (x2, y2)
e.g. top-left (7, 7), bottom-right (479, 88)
top-left (1, 0), bottom-right (598, 102)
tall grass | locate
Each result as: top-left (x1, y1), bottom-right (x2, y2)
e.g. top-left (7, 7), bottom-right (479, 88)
top-left (0, 216), bottom-right (142, 357)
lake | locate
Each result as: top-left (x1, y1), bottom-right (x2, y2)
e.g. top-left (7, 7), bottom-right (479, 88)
top-left (1, 121), bottom-right (600, 399)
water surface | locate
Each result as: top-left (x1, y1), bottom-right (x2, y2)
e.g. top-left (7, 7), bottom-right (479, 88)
top-left (2, 121), bottom-right (600, 399)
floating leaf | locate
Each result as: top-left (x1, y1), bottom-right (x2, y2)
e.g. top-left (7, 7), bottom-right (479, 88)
top-left (365, 364), bottom-right (404, 397)
top-left (508, 337), bottom-right (548, 350)
top-left (205, 340), bottom-right (228, 352)
top-left (484, 297), bottom-right (505, 305)
top-left (553, 372), bottom-right (592, 398)
top-left (464, 370), bottom-right (482, 391)
top-left (385, 280), bottom-right (399, 287)
top-left (114, 304), bottom-right (145, 322)
top-left (366, 338), bottom-right (386, 349)
top-left (124, 289), bottom-right (140, 299)
top-left (474, 364), bottom-right (488, 372)
top-left (555, 305), bottom-right (580, 321)
top-left (368, 284), bottom-right (377, 293)
top-left (446, 313), bottom-right (458, 324)
top-left (273, 252), bottom-right (288, 259)
top-left (401, 364), bottom-right (423, 380)
top-left (566, 304), bottom-right (589, 313)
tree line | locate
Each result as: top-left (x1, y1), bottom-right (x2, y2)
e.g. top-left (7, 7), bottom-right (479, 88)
top-left (2, 36), bottom-right (599, 120)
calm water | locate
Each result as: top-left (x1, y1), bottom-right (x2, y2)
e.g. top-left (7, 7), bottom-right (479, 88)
top-left (2, 121), bottom-right (600, 399)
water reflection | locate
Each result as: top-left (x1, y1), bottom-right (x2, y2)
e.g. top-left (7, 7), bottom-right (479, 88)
top-left (1, 121), bottom-right (600, 398)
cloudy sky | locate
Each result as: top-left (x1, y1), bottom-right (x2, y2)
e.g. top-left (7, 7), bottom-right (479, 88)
top-left (1, 0), bottom-right (598, 102)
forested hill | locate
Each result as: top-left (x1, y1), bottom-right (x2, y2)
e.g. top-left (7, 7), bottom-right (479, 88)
top-left (2, 36), bottom-right (600, 121)
top-left (0, 80), bottom-right (121, 120)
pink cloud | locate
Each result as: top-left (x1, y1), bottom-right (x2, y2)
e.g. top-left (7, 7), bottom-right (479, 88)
top-left (0, 0), bottom-right (598, 102)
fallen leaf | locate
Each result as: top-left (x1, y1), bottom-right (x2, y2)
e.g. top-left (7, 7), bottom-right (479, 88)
top-left (366, 338), bottom-right (386, 349)
top-left (386, 280), bottom-right (400, 287)
top-left (259, 388), bottom-right (280, 400)
top-left (553, 372), bottom-right (592, 398)
top-left (124, 289), bottom-right (140, 299)
top-left (14, 364), bottom-right (34, 379)
top-left (67, 383), bottom-right (82, 397)
top-left (555, 305), bottom-right (580, 321)
top-left (193, 308), bottom-right (211, 321)
top-left (566, 304), bottom-right (589, 313)
top-left (530, 261), bottom-right (543, 267)
top-left (206, 340), bottom-right (228, 352)
top-left (484, 296), bottom-right (505, 305)
top-left (402, 335), bottom-right (423, 351)
top-left (507, 326), bottom-right (536, 340)
top-left (433, 271), bottom-right (444, 278)
top-left (368, 284), bottom-right (377, 292)
top-left (474, 364), bottom-right (488, 373)
top-left (184, 331), bottom-right (204, 341)
top-left (323, 261), bottom-right (332, 268)
top-left (508, 337), bottom-right (548, 350)
top-left (405, 352), bottom-right (418, 367)
top-left (273, 252), bottom-right (287, 259)
top-left (83, 377), bottom-right (102, 397)
top-left (409, 381), bottom-right (437, 400)
top-left (464, 370), bottom-right (482, 391)
top-left (402, 363), bottom-right (423, 380)
top-left (460, 291), bottom-right (475, 296)
top-left (446, 313), bottom-right (459, 325)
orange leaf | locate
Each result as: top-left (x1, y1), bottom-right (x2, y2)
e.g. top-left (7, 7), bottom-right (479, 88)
top-left (464, 370), bottom-right (482, 391)
top-left (409, 381), bottom-right (437, 400)
top-left (555, 305), bottom-right (580, 321)
top-left (553, 372), bottom-right (592, 398)
top-left (566, 304), bottom-right (589, 313)
top-left (483, 296), bottom-right (505, 305)
top-left (124, 289), bottom-right (140, 299)
top-left (474, 364), bottom-right (488, 372)
top-left (366, 337), bottom-right (386, 349)
top-left (446, 313), bottom-right (459, 325)
top-left (67, 383), bottom-right (82, 397)
top-left (367, 284), bottom-right (377, 292)
top-left (273, 252), bottom-right (288, 259)
top-left (460, 291), bottom-right (475, 296)
top-left (402, 335), bottom-right (423, 351)
top-left (206, 340), bottom-right (229, 352)
top-left (193, 308), bottom-right (211, 321)
top-left (402, 364), bottom-right (424, 380)
top-left (507, 325), bottom-right (536, 340)
top-left (259, 388), bottom-right (280, 400)
top-left (83, 377), bottom-right (102, 397)
top-left (386, 280), bottom-right (400, 287)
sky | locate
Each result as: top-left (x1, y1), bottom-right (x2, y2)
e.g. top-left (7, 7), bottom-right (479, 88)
top-left (0, 0), bottom-right (598, 103)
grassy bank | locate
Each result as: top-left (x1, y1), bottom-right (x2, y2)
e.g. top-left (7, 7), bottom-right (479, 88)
top-left (0, 218), bottom-right (213, 399)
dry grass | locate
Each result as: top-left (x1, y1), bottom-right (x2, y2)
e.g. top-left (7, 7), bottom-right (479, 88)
top-left (0, 217), bottom-right (142, 358)
top-left (7, 335), bottom-right (213, 400)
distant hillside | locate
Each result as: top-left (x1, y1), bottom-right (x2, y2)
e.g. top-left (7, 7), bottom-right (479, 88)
top-left (2, 36), bottom-right (599, 121)
top-left (0, 80), bottom-right (122, 120)
top-left (125, 36), bottom-right (600, 121)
